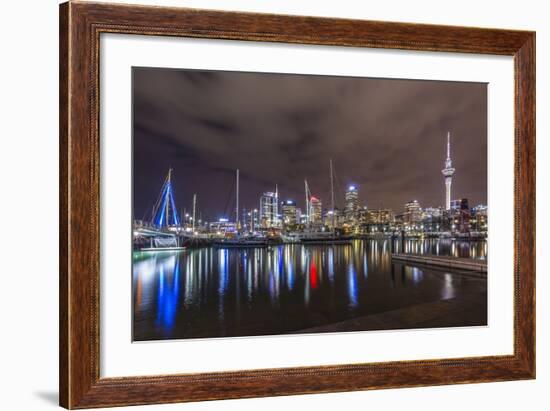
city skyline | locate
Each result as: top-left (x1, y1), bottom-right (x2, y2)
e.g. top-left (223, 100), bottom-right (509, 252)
top-left (133, 67), bottom-right (487, 222)
top-left (139, 159), bottom-right (487, 227)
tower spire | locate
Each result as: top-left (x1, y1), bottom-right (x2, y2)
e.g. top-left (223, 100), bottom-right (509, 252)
top-left (236, 169), bottom-right (239, 227)
top-left (442, 132), bottom-right (455, 211)
top-left (275, 183), bottom-right (279, 227)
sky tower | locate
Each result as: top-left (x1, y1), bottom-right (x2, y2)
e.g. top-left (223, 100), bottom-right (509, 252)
top-left (441, 131), bottom-right (455, 210)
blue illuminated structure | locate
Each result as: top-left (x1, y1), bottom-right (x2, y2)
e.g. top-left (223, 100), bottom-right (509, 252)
top-left (151, 168), bottom-right (181, 228)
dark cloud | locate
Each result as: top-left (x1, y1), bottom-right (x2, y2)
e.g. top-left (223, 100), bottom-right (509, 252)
top-left (133, 67), bottom-right (487, 222)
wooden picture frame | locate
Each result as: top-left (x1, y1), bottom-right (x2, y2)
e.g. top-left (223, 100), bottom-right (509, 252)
top-left (59, 1), bottom-right (535, 408)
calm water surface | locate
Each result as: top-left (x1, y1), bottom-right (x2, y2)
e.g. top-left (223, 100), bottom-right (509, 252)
top-left (133, 239), bottom-right (487, 341)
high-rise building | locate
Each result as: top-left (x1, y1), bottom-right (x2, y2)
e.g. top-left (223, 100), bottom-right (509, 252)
top-left (450, 198), bottom-right (469, 213)
top-left (298, 209), bottom-right (308, 225)
top-left (355, 208), bottom-right (394, 235)
top-left (442, 132), bottom-right (455, 210)
top-left (325, 208), bottom-right (346, 228)
top-left (363, 208), bottom-right (394, 224)
top-left (404, 200), bottom-right (422, 224)
top-left (324, 210), bottom-right (335, 228)
top-left (281, 200), bottom-right (297, 227)
top-left (471, 204), bottom-right (488, 232)
top-left (309, 196), bottom-right (322, 224)
top-left (345, 184), bottom-right (359, 221)
top-left (450, 198), bottom-right (470, 232)
top-left (471, 204), bottom-right (487, 216)
top-left (422, 207), bottom-right (442, 219)
top-left (378, 209), bottom-right (394, 224)
top-left (421, 206), bottom-right (445, 232)
top-left (357, 207), bottom-right (369, 223)
top-left (260, 192), bottom-right (279, 228)
top-left (296, 208), bottom-right (303, 224)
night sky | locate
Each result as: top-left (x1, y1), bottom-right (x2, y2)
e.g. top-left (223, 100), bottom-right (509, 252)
top-left (133, 67), bottom-right (487, 222)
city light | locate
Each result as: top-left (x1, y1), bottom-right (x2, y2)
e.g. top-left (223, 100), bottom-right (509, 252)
top-left (131, 89), bottom-right (490, 342)
top-left (136, 130), bottom-right (486, 243)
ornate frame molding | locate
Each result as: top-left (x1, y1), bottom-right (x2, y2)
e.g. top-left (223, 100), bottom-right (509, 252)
top-left (59, 1), bottom-right (535, 408)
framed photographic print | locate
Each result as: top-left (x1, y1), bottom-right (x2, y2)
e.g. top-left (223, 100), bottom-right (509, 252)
top-left (59, 1), bottom-right (535, 408)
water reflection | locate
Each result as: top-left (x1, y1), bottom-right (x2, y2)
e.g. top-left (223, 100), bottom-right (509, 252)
top-left (133, 239), bottom-right (487, 340)
top-left (395, 238), bottom-right (486, 259)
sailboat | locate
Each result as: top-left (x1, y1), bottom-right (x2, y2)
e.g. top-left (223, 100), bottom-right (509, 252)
top-left (300, 160), bottom-right (352, 245)
top-left (213, 169), bottom-right (269, 248)
top-left (139, 168), bottom-right (186, 251)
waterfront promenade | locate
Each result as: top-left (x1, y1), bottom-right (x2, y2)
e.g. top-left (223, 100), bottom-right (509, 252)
top-left (295, 291), bottom-right (487, 334)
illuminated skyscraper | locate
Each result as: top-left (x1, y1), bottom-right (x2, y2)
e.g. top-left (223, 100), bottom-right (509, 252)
top-left (281, 200), bottom-right (297, 227)
top-left (260, 192), bottom-right (279, 228)
top-left (442, 132), bottom-right (455, 210)
top-left (471, 204), bottom-right (488, 232)
top-left (450, 198), bottom-right (470, 233)
top-left (309, 196), bottom-right (322, 224)
top-left (378, 209), bottom-right (394, 224)
top-left (345, 184), bottom-right (359, 221)
top-left (404, 200), bottom-right (422, 224)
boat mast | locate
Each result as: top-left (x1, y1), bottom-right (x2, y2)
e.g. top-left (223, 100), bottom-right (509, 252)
top-left (151, 168), bottom-right (180, 227)
top-left (166, 168), bottom-right (172, 225)
top-left (192, 193), bottom-right (197, 233)
top-left (304, 179), bottom-right (310, 227)
top-left (330, 159), bottom-right (335, 232)
top-left (236, 169), bottom-right (240, 232)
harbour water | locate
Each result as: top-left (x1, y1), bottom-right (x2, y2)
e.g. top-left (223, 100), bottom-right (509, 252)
top-left (133, 239), bottom-right (487, 341)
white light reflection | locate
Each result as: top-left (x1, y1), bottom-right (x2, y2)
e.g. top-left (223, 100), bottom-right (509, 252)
top-left (327, 247), bottom-right (334, 284)
top-left (286, 246), bottom-right (295, 290)
top-left (441, 273), bottom-right (455, 300)
top-left (411, 267), bottom-right (424, 284)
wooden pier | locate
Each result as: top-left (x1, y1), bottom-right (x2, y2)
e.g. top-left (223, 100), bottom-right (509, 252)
top-left (391, 253), bottom-right (487, 273)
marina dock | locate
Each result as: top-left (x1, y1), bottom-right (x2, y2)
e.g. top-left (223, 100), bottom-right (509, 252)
top-left (391, 253), bottom-right (487, 273)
